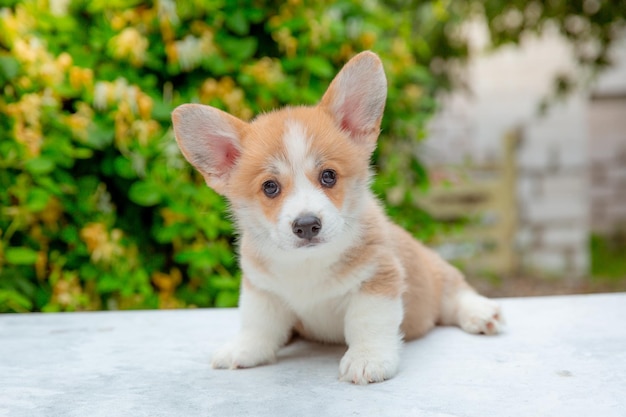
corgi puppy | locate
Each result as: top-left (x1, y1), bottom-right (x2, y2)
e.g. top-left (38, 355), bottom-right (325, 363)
top-left (171, 51), bottom-right (503, 384)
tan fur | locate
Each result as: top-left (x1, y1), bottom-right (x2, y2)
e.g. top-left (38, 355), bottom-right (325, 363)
top-left (334, 201), bottom-right (465, 340)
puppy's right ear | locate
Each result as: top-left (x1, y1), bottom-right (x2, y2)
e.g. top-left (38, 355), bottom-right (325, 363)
top-left (172, 104), bottom-right (247, 195)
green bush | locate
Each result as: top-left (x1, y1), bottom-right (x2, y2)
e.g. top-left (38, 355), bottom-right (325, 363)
top-left (0, 0), bottom-right (447, 312)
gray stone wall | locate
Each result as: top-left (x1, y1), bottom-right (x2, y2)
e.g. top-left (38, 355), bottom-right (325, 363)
top-left (424, 30), bottom-right (593, 278)
top-left (515, 96), bottom-right (590, 278)
top-left (424, 30), bottom-right (626, 278)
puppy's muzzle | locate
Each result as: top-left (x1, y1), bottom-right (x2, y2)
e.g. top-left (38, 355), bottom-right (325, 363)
top-left (292, 215), bottom-right (321, 240)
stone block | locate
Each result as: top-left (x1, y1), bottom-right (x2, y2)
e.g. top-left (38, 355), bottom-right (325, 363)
top-left (607, 166), bottom-right (626, 184)
top-left (541, 226), bottom-right (588, 248)
top-left (525, 197), bottom-right (589, 223)
top-left (524, 247), bottom-right (588, 277)
top-left (542, 174), bottom-right (588, 198)
top-left (523, 248), bottom-right (568, 272)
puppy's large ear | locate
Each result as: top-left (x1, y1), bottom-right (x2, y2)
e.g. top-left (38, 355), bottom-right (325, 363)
top-left (319, 51), bottom-right (387, 149)
top-left (172, 104), bottom-right (246, 195)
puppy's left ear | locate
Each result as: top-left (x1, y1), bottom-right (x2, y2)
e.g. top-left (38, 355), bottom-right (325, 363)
top-left (319, 51), bottom-right (387, 149)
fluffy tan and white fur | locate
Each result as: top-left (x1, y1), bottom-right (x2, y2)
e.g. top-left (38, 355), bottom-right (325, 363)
top-left (171, 51), bottom-right (503, 384)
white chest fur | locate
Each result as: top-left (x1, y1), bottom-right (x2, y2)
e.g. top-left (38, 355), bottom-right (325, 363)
top-left (242, 253), bottom-right (376, 343)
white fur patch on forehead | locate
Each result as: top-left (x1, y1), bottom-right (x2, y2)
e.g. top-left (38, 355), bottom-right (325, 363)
top-left (281, 120), bottom-right (316, 174)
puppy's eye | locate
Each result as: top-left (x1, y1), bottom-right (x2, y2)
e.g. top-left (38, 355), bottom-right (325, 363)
top-left (320, 169), bottom-right (337, 188)
top-left (262, 180), bottom-right (280, 198)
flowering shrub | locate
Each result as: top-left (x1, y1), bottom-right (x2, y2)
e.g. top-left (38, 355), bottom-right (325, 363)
top-left (0, 0), bottom-right (449, 312)
top-left (3, 1), bottom-right (619, 312)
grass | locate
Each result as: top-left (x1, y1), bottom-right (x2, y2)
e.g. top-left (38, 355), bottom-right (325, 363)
top-left (591, 233), bottom-right (626, 280)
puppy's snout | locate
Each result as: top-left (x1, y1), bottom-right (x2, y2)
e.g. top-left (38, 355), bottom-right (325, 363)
top-left (292, 215), bottom-right (322, 240)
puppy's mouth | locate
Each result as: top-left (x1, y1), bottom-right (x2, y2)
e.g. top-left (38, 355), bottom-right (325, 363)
top-left (295, 238), bottom-right (324, 248)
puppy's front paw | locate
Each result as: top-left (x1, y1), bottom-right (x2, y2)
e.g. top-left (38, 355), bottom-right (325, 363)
top-left (458, 294), bottom-right (504, 335)
top-left (211, 336), bottom-right (277, 369)
top-left (339, 348), bottom-right (399, 385)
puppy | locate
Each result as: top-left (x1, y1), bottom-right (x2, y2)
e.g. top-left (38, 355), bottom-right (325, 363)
top-left (171, 51), bottom-right (503, 384)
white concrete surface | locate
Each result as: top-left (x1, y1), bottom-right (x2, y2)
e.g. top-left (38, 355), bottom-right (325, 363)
top-left (1, 293), bottom-right (625, 417)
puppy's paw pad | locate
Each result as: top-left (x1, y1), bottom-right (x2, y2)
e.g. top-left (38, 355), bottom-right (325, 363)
top-left (459, 297), bottom-right (504, 336)
top-left (339, 350), bottom-right (398, 385)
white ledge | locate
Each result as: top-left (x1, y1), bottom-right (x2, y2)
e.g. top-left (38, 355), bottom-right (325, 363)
top-left (1, 293), bottom-right (625, 417)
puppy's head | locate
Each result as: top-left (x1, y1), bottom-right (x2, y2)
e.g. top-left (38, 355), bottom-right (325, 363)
top-left (172, 51), bottom-right (387, 254)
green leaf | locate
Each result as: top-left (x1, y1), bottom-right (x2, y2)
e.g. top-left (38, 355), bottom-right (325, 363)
top-left (129, 181), bottom-right (162, 206)
top-left (60, 225), bottom-right (79, 244)
top-left (174, 248), bottom-right (217, 267)
top-left (225, 9), bottom-right (249, 35)
top-left (0, 55), bottom-right (20, 81)
top-left (97, 272), bottom-right (122, 293)
top-left (86, 124), bottom-right (114, 149)
top-left (5, 247), bottom-right (39, 265)
top-left (113, 156), bottom-right (136, 179)
top-left (72, 148), bottom-right (94, 159)
top-left (79, 263), bottom-right (99, 280)
top-left (304, 56), bottom-right (334, 78)
top-left (219, 37), bottom-right (257, 61)
top-left (0, 289), bottom-right (33, 313)
top-left (209, 276), bottom-right (240, 291)
top-left (26, 188), bottom-right (51, 212)
top-left (24, 157), bottom-right (55, 175)
top-left (215, 290), bottom-right (239, 307)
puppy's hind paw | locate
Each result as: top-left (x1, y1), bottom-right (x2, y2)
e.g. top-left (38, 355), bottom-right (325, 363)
top-left (458, 294), bottom-right (504, 336)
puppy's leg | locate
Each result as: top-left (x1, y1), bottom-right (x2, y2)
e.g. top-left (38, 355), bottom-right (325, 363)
top-left (340, 293), bottom-right (404, 384)
top-left (439, 265), bottom-right (503, 335)
top-left (212, 280), bottom-right (296, 369)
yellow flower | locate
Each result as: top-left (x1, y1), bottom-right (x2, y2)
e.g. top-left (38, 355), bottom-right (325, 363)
top-left (69, 66), bottom-right (94, 91)
top-left (173, 32), bottom-right (216, 71)
top-left (0, 6), bottom-right (34, 46)
top-left (273, 27), bottom-right (298, 57)
top-left (390, 38), bottom-right (415, 74)
top-left (165, 41), bottom-right (178, 65)
top-left (405, 84), bottom-right (423, 101)
top-left (5, 93), bottom-right (44, 156)
top-left (160, 207), bottom-right (186, 226)
top-left (13, 38), bottom-right (38, 64)
top-left (153, 268), bottom-right (184, 309)
top-left (80, 223), bottom-right (124, 264)
top-left (131, 119), bottom-right (160, 146)
top-left (152, 268), bottom-right (182, 293)
top-left (11, 35), bottom-right (65, 86)
top-left (66, 102), bottom-right (94, 141)
top-left (109, 28), bottom-right (148, 66)
top-left (339, 44), bottom-right (354, 61)
top-left (243, 57), bottom-right (285, 87)
top-left (51, 271), bottom-right (85, 310)
top-left (136, 93), bottom-right (153, 120)
top-left (49, 0), bottom-right (71, 16)
top-left (199, 77), bottom-right (252, 119)
top-left (56, 52), bottom-right (73, 70)
top-left (35, 251), bottom-right (47, 281)
top-left (110, 14), bottom-right (126, 31)
top-left (360, 31), bottom-right (377, 49)
top-left (114, 101), bottom-right (133, 148)
top-left (157, 0), bottom-right (179, 29)
top-left (39, 196), bottom-right (63, 230)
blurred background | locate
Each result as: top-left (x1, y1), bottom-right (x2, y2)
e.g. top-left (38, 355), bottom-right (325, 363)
top-left (0, 0), bottom-right (624, 313)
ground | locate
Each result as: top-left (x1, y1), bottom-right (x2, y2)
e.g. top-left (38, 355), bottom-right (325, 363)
top-left (471, 274), bottom-right (626, 298)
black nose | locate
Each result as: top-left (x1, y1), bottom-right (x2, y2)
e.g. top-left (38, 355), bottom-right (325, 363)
top-left (292, 215), bottom-right (322, 240)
